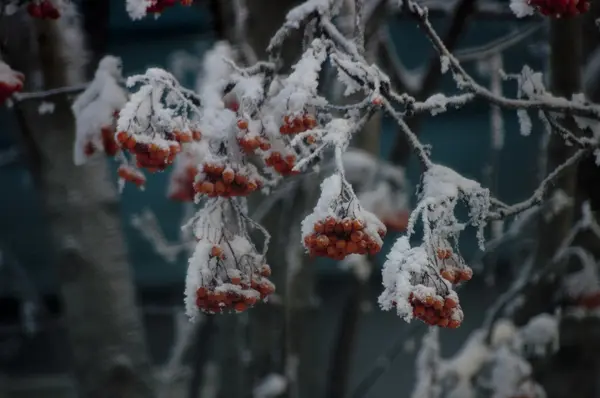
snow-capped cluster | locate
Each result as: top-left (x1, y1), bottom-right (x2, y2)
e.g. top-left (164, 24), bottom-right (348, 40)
top-left (72, 56), bottom-right (128, 166)
top-left (0, 61), bottom-right (24, 105)
top-left (27, 0), bottom-right (61, 19)
top-left (510, 0), bottom-right (590, 18)
top-left (378, 165), bottom-right (489, 327)
top-left (378, 237), bottom-right (467, 328)
top-left (301, 174), bottom-right (386, 260)
top-left (184, 199), bottom-right (274, 319)
top-left (126, 0), bottom-right (193, 20)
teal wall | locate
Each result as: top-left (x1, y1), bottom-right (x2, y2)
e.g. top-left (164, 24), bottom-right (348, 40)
top-left (0, 3), bottom-right (545, 293)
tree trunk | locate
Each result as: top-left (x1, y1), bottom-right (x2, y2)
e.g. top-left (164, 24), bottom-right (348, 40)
top-left (2, 15), bottom-right (156, 398)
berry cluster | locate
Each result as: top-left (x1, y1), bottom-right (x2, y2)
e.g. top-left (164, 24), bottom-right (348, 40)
top-left (239, 135), bottom-right (272, 153)
top-left (85, 126), bottom-right (120, 158)
top-left (265, 152), bottom-right (300, 176)
top-left (435, 248), bottom-right (474, 285)
top-left (279, 113), bottom-right (318, 135)
top-left (117, 165), bottom-right (146, 188)
top-left (195, 250), bottom-right (275, 314)
top-left (27, 0), bottom-right (60, 19)
top-left (408, 289), bottom-right (463, 328)
top-left (116, 131), bottom-right (181, 172)
top-left (193, 163), bottom-right (262, 198)
top-left (0, 69), bottom-right (24, 105)
top-left (168, 155), bottom-right (198, 202)
top-left (529, 0), bottom-right (590, 16)
top-left (303, 216), bottom-right (385, 260)
top-left (147, 0), bottom-right (193, 14)
top-left (164, 129), bottom-right (196, 144)
top-left (574, 291), bottom-right (600, 310)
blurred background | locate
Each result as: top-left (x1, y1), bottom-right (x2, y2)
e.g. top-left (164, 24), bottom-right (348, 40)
top-left (0, 0), bottom-right (599, 397)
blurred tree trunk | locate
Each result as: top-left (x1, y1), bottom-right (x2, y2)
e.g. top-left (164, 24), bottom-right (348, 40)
top-left (2, 14), bottom-right (156, 398)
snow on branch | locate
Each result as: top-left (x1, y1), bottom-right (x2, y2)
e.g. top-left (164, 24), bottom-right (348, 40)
top-left (17, 0), bottom-right (584, 331)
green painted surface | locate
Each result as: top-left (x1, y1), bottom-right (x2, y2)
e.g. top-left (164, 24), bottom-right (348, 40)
top-left (0, 5), bottom-right (546, 292)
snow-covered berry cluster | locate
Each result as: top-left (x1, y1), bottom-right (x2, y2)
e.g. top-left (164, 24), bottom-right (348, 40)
top-left (27, 0), bottom-right (60, 19)
top-left (510, 0), bottom-right (590, 17)
top-left (0, 61), bottom-right (24, 105)
top-left (184, 199), bottom-right (275, 318)
top-left (301, 174), bottom-right (386, 261)
top-left (125, 0), bottom-right (193, 19)
top-left (379, 237), bottom-right (467, 328)
top-left (193, 161), bottom-right (263, 198)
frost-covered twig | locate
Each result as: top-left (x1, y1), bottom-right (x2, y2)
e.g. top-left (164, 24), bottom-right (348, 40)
top-left (131, 209), bottom-right (194, 263)
top-left (12, 83), bottom-right (89, 102)
top-left (402, 0), bottom-right (600, 120)
top-left (454, 24), bottom-right (543, 63)
top-left (488, 147), bottom-right (591, 220)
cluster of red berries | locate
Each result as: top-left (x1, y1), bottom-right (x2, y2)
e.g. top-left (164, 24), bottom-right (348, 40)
top-left (116, 131), bottom-right (182, 172)
top-left (440, 265), bottom-right (473, 285)
top-left (265, 152), bottom-right (300, 176)
top-left (238, 135), bottom-right (271, 153)
top-left (195, 246), bottom-right (275, 314)
top-left (146, 0), bottom-right (193, 14)
top-left (168, 160), bottom-right (197, 202)
top-left (27, 0), bottom-right (60, 19)
top-left (117, 165), bottom-right (146, 187)
top-left (408, 290), bottom-right (463, 328)
top-left (436, 248), bottom-right (474, 285)
top-left (279, 113), bottom-right (318, 135)
top-left (193, 163), bottom-right (262, 197)
top-left (164, 129), bottom-right (200, 144)
top-left (84, 127), bottom-right (120, 158)
top-left (303, 217), bottom-right (385, 260)
top-left (529, 0), bottom-right (590, 16)
top-left (0, 72), bottom-right (24, 105)
top-left (383, 210), bottom-right (410, 232)
top-left (236, 119), bottom-right (272, 153)
top-left (573, 291), bottom-right (600, 310)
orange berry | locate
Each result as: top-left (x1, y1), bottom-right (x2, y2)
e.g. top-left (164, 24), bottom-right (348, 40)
top-left (314, 221), bottom-right (324, 234)
top-left (215, 180), bottom-right (226, 194)
top-left (459, 268), bottom-right (473, 281)
top-left (440, 269), bottom-right (455, 283)
top-left (260, 264), bottom-right (271, 277)
top-left (199, 181), bottom-right (215, 194)
top-left (448, 319), bottom-right (461, 329)
top-left (352, 219), bottom-right (364, 231)
top-left (222, 169), bottom-right (235, 184)
top-left (316, 235), bottom-right (330, 249)
top-left (237, 119), bottom-right (249, 130)
top-left (444, 297), bottom-right (458, 309)
top-left (210, 246), bottom-right (223, 258)
top-left (230, 276), bottom-right (241, 285)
